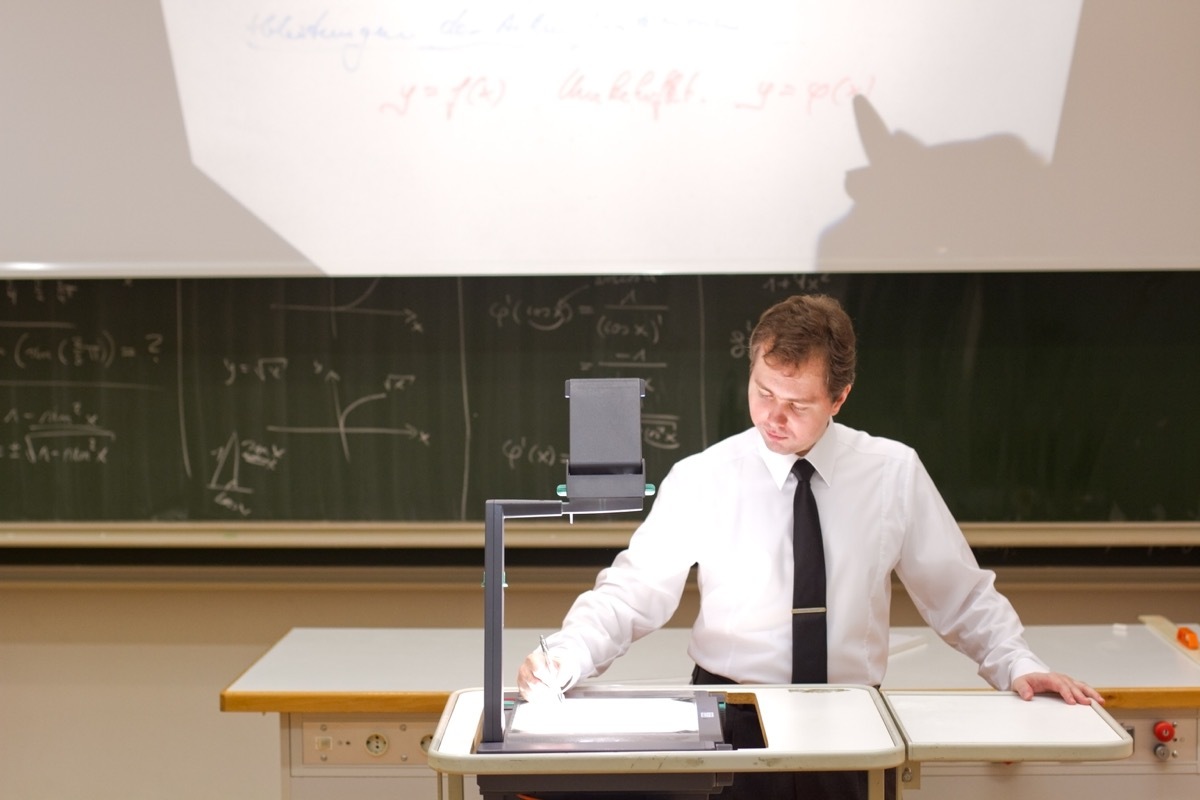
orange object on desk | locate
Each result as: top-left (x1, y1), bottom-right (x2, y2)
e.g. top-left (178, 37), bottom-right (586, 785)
top-left (1178, 626), bottom-right (1200, 650)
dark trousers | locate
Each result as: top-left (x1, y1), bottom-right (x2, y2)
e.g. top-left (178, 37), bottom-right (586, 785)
top-left (692, 665), bottom-right (891, 800)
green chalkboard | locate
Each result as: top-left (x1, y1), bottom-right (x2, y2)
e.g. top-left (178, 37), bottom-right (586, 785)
top-left (1, 272), bottom-right (1196, 523)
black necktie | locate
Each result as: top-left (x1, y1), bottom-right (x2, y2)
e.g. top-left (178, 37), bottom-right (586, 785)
top-left (791, 458), bottom-right (827, 683)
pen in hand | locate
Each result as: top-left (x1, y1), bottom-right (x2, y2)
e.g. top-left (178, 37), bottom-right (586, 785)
top-left (539, 634), bottom-right (564, 703)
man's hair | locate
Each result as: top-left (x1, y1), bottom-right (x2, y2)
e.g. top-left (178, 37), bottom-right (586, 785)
top-left (748, 294), bottom-right (857, 400)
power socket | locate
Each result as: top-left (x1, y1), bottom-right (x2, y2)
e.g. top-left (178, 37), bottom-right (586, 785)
top-left (300, 716), bottom-right (439, 767)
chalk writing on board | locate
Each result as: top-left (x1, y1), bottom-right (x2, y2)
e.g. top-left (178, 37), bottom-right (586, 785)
top-left (1, 316), bottom-right (169, 471)
top-left (595, 310), bottom-right (664, 343)
top-left (3, 280), bottom-right (81, 307)
top-left (224, 356), bottom-right (288, 385)
top-left (758, 274), bottom-right (833, 293)
top-left (269, 278), bottom-right (426, 335)
top-left (642, 413), bottom-right (681, 451)
top-left (3, 274), bottom-right (1197, 523)
top-left (264, 365), bottom-right (431, 462)
top-left (3, 404), bottom-right (116, 465)
top-left (208, 431), bottom-right (286, 486)
top-left (728, 322), bottom-right (754, 360)
top-left (207, 431), bottom-right (287, 517)
top-left (500, 410), bottom-right (682, 470)
top-left (596, 350), bottom-right (668, 370)
top-left (501, 437), bottom-right (568, 471)
top-left (482, 277), bottom-right (687, 479)
top-left (488, 284), bottom-right (593, 331)
top-left (1, 325), bottom-right (167, 371)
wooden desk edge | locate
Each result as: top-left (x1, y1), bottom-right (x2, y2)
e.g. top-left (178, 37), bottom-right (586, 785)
top-left (1099, 687), bottom-right (1200, 710)
top-left (219, 685), bottom-right (1200, 715)
top-left (220, 690), bottom-right (451, 714)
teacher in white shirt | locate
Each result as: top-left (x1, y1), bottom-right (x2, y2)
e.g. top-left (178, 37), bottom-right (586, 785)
top-left (519, 293), bottom-right (1101, 800)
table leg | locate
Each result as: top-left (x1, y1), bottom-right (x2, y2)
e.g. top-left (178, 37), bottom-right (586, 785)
top-left (868, 767), bottom-right (883, 800)
top-left (447, 772), bottom-right (464, 800)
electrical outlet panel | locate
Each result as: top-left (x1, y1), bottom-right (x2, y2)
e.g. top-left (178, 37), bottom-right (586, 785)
top-left (300, 716), bottom-right (439, 767)
top-left (1119, 713), bottom-right (1198, 767)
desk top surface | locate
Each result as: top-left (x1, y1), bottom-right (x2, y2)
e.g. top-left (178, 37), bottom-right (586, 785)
top-left (883, 621), bottom-right (1200, 708)
top-left (222, 621), bottom-right (1200, 713)
top-left (884, 691), bottom-right (1131, 762)
top-left (428, 685), bottom-right (906, 774)
top-left (221, 626), bottom-right (697, 713)
top-left (427, 685), bottom-right (1131, 775)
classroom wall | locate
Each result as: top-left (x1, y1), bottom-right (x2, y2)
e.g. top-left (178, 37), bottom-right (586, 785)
top-left (2, 565), bottom-right (1198, 800)
top-left (3, 2), bottom-right (1198, 798)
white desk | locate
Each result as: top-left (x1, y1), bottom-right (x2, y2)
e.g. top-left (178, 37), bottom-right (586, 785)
top-left (885, 619), bottom-right (1200, 707)
top-left (222, 627), bottom-right (697, 800)
top-left (223, 620), bottom-right (1198, 800)
top-left (882, 618), bottom-right (1200, 799)
top-left (883, 691), bottom-right (1131, 798)
top-left (427, 685), bottom-right (1129, 800)
top-left (886, 693), bottom-right (1130, 762)
top-left (429, 684), bottom-right (904, 800)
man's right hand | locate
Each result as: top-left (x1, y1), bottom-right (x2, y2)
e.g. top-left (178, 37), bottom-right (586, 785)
top-left (517, 647), bottom-right (575, 702)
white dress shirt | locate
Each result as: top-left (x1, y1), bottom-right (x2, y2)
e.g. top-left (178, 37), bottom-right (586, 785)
top-left (549, 422), bottom-right (1046, 689)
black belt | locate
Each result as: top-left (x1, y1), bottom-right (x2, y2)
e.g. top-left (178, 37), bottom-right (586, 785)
top-left (691, 664), bottom-right (738, 685)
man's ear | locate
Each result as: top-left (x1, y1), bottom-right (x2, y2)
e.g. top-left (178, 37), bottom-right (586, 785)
top-left (830, 384), bottom-right (852, 416)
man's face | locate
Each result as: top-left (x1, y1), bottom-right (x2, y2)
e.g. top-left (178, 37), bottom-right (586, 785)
top-left (747, 352), bottom-right (850, 456)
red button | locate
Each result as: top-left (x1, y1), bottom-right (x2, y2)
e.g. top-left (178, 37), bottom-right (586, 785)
top-left (1178, 627), bottom-right (1199, 650)
top-left (1154, 721), bottom-right (1176, 742)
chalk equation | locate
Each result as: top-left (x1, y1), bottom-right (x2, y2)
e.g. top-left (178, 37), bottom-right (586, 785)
top-left (489, 284), bottom-right (667, 338)
top-left (501, 414), bottom-right (681, 471)
top-left (207, 363), bottom-right (429, 517)
top-left (485, 282), bottom-right (677, 403)
top-left (641, 413), bottom-right (681, 451)
top-left (2, 404), bottom-right (115, 465)
top-left (488, 284), bottom-right (592, 331)
top-left (224, 356), bottom-right (288, 385)
top-left (0, 325), bottom-right (167, 370)
top-left (3, 279), bottom-right (82, 307)
top-left (207, 431), bottom-right (287, 518)
top-left (263, 364), bottom-right (430, 463)
top-left (501, 436), bottom-right (567, 471)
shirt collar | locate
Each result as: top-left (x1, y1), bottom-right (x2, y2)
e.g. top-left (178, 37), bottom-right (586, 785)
top-left (754, 422), bottom-right (838, 491)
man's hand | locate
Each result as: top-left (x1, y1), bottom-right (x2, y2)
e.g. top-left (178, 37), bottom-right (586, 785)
top-left (517, 649), bottom-right (571, 702)
top-left (1012, 672), bottom-right (1105, 705)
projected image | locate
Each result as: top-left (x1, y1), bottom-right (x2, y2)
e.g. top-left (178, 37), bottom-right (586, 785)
top-left (160, 1), bottom-right (1083, 275)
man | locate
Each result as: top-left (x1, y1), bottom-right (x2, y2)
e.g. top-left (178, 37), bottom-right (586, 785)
top-left (519, 294), bottom-right (1101, 799)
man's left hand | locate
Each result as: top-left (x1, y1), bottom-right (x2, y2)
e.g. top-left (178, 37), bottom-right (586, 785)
top-left (1013, 672), bottom-right (1105, 705)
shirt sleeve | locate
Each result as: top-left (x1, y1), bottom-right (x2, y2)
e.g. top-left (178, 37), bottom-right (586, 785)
top-left (894, 453), bottom-right (1048, 690)
top-left (548, 463), bottom-right (702, 681)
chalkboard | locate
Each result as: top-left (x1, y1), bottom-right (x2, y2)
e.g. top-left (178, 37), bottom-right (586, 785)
top-left (1, 272), bottom-right (1196, 523)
